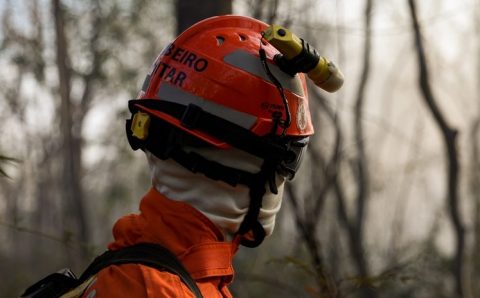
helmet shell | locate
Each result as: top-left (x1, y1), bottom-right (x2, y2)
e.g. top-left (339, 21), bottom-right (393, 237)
top-left (136, 15), bottom-right (314, 148)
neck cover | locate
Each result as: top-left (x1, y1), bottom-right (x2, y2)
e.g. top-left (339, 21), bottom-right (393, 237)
top-left (145, 148), bottom-right (285, 238)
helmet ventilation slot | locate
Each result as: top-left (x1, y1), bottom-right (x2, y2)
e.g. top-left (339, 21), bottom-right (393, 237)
top-left (216, 36), bottom-right (225, 46)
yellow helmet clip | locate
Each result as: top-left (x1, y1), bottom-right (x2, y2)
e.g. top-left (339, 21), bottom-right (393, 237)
top-left (131, 111), bottom-right (151, 140)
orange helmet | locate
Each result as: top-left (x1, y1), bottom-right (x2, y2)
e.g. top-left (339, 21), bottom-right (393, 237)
top-left (127, 15), bottom-right (313, 179)
top-left (137, 16), bottom-right (312, 137)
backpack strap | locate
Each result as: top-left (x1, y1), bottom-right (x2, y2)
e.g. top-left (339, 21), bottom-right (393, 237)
top-left (79, 243), bottom-right (203, 298)
top-left (21, 243), bottom-right (203, 298)
top-left (21, 270), bottom-right (79, 298)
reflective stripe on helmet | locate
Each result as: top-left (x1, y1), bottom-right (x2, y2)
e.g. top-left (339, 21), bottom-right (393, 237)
top-left (157, 84), bottom-right (257, 130)
top-left (141, 74), bottom-right (151, 92)
top-left (223, 50), bottom-right (305, 97)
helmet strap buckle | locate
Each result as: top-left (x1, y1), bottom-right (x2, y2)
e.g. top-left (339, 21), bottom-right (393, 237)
top-left (180, 104), bottom-right (203, 130)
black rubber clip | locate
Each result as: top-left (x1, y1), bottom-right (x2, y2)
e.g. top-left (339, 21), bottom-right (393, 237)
top-left (181, 104), bottom-right (203, 129)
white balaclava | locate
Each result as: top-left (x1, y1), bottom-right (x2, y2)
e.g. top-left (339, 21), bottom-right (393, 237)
top-left (146, 147), bottom-right (285, 238)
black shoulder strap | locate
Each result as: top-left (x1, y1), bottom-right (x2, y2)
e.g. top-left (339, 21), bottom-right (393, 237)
top-left (21, 270), bottom-right (79, 298)
top-left (80, 243), bottom-right (203, 298)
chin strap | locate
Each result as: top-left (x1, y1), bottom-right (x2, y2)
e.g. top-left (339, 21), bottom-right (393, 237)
top-left (236, 160), bottom-right (277, 247)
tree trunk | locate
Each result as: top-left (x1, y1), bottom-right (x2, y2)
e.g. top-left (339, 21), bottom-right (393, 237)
top-left (408, 1), bottom-right (465, 297)
top-left (175, 0), bottom-right (232, 35)
top-left (52, 0), bottom-right (89, 259)
top-left (351, 0), bottom-right (376, 297)
top-left (471, 1), bottom-right (480, 296)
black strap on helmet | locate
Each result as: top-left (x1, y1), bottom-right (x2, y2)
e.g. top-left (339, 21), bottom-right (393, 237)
top-left (128, 100), bottom-right (289, 162)
top-left (274, 38), bottom-right (321, 76)
top-left (236, 160), bottom-right (279, 247)
top-left (259, 47), bottom-right (291, 133)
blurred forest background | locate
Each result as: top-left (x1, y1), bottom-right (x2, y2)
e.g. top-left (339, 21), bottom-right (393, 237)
top-left (1, 0), bottom-right (479, 297)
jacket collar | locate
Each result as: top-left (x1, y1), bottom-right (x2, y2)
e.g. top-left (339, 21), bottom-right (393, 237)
top-left (108, 188), bottom-right (238, 280)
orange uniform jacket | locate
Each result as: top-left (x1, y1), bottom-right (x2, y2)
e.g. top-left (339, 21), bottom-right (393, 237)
top-left (81, 188), bottom-right (239, 297)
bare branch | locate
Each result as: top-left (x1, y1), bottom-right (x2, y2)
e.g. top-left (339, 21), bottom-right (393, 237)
top-left (408, 1), bottom-right (465, 297)
top-left (0, 220), bottom-right (94, 257)
top-left (78, 0), bottom-right (103, 121)
top-left (388, 119), bottom-right (425, 260)
top-left (353, 0), bottom-right (372, 237)
top-left (470, 116), bottom-right (480, 296)
top-left (310, 89), bottom-right (343, 221)
top-left (251, 0), bottom-right (266, 21)
top-left (285, 183), bottom-right (338, 297)
top-left (267, 0), bottom-right (279, 25)
top-left (350, 1), bottom-right (377, 297)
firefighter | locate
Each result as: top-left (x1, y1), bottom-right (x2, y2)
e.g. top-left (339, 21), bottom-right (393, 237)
top-left (81, 15), bottom-right (343, 297)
